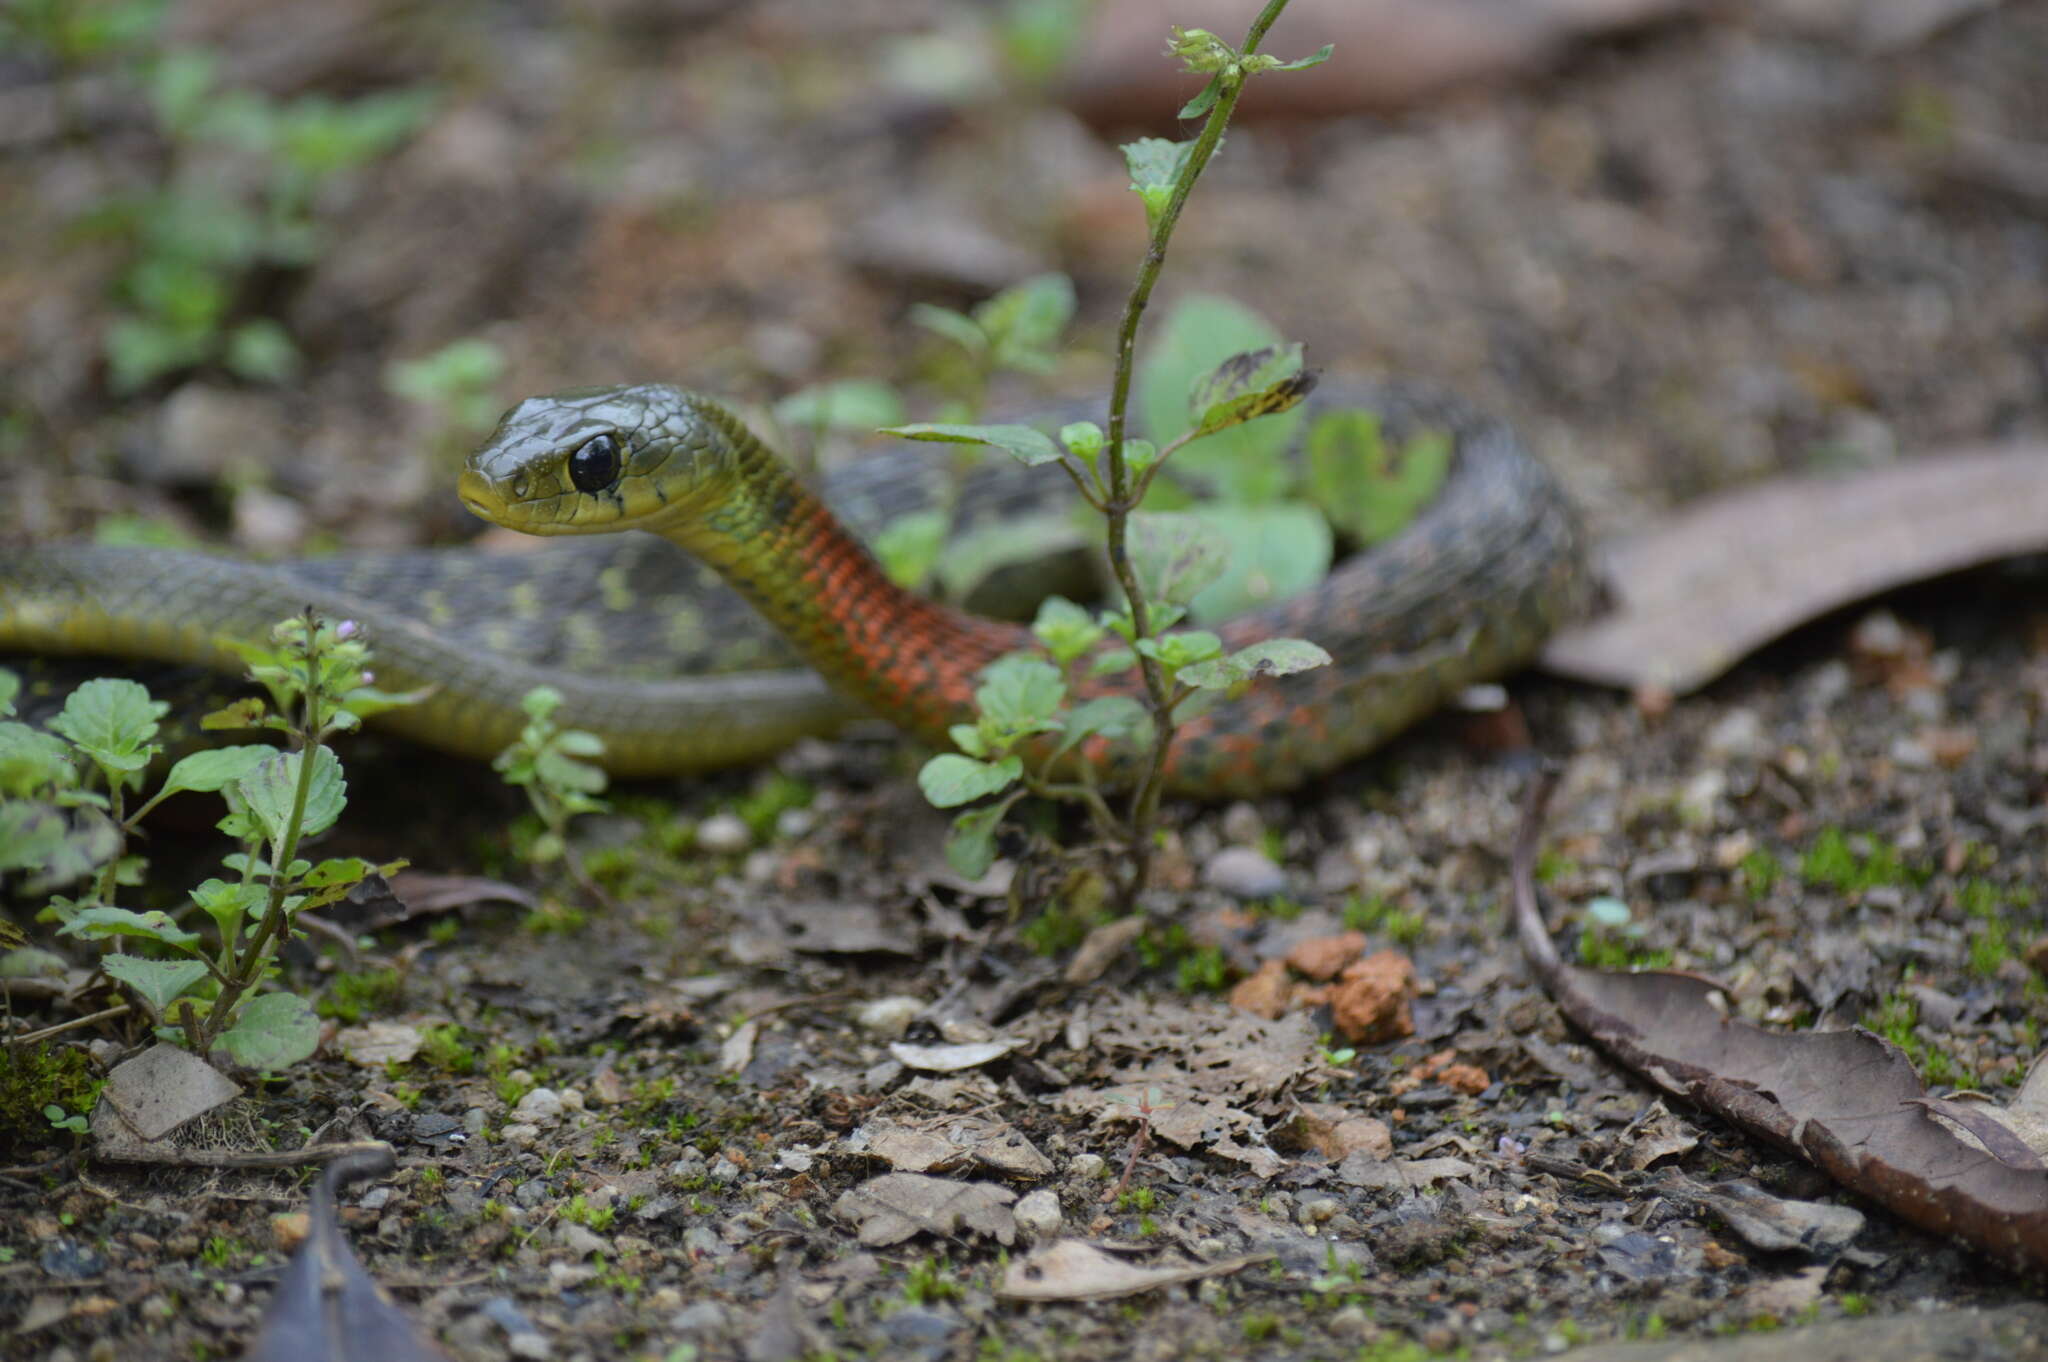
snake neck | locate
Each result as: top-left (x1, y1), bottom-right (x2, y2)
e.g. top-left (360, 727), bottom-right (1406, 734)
top-left (654, 438), bottom-right (1028, 736)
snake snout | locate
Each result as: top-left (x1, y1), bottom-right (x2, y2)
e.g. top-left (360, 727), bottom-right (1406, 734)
top-left (456, 469), bottom-right (499, 522)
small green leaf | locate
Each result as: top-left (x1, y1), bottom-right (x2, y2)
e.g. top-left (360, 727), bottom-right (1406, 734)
top-left (1138, 295), bottom-right (1300, 502)
top-left (338, 684), bottom-right (433, 720)
top-left (1178, 638), bottom-right (1333, 691)
top-left (918, 754), bottom-right (1023, 809)
top-left (301, 857), bottom-right (373, 888)
top-left (975, 656), bottom-right (1066, 733)
top-left (974, 273), bottom-right (1075, 373)
top-left (1306, 411), bottom-right (1452, 545)
top-left (57, 906), bottom-right (202, 950)
top-left (1089, 647), bottom-right (1139, 678)
top-left (521, 686), bottom-right (564, 721)
top-left (200, 697), bottom-right (268, 731)
top-left (1031, 596), bottom-right (1104, 667)
top-left (160, 746), bottom-right (273, 799)
top-left (215, 992), bottom-right (319, 1070)
top-left (0, 722), bottom-right (77, 797)
top-left (1187, 343), bottom-right (1314, 438)
top-left (775, 380), bottom-right (907, 432)
top-left (0, 669), bottom-right (17, 718)
top-left (1059, 422), bottom-right (1105, 464)
top-left (947, 724), bottom-right (988, 759)
top-left (1122, 137), bottom-right (1195, 231)
top-left (50, 678), bottom-right (167, 774)
top-left (908, 304), bottom-right (988, 355)
top-left (1265, 43), bottom-right (1333, 73)
top-left (1135, 631), bottom-right (1224, 671)
top-left (189, 878), bottom-right (268, 938)
top-left (0, 801), bottom-right (73, 874)
top-left (874, 509), bottom-right (948, 590)
top-left (1178, 76), bottom-right (1222, 119)
top-left (944, 799), bottom-right (1017, 880)
top-left (1129, 512), bottom-right (1230, 608)
top-left (236, 746), bottom-right (346, 848)
top-left (1180, 504), bottom-right (1333, 624)
top-left (1052, 696), bottom-right (1152, 761)
top-left (224, 319), bottom-right (300, 383)
top-left (881, 422), bottom-right (1062, 467)
top-left (102, 956), bottom-right (210, 1015)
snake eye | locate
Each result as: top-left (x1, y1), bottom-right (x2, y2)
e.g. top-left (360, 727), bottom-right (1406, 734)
top-left (568, 434), bottom-right (621, 493)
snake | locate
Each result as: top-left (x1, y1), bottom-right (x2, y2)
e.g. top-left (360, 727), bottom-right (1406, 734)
top-left (0, 381), bottom-right (1586, 798)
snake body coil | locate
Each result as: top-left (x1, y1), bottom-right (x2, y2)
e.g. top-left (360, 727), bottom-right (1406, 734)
top-left (3, 382), bottom-right (1585, 796)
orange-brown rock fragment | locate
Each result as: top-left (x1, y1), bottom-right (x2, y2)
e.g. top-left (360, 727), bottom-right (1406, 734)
top-left (1228, 958), bottom-right (1292, 1019)
top-left (1330, 950), bottom-right (1416, 1044)
top-left (1286, 931), bottom-right (1368, 982)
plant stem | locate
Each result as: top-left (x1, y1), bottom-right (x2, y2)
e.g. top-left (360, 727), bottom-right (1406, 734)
top-left (1098, 0), bottom-right (1294, 905)
top-left (204, 657), bottom-right (324, 1050)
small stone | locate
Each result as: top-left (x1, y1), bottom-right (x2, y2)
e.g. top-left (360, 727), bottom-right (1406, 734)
top-left (856, 996), bottom-right (924, 1039)
top-left (1703, 707), bottom-right (1767, 760)
top-left (670, 1300), bottom-right (730, 1334)
top-left (1228, 958), bottom-right (1292, 1019)
top-left (270, 1212), bottom-right (309, 1253)
top-left (556, 1222), bottom-right (609, 1258)
top-left (500, 1121), bottom-right (539, 1147)
top-left (514, 1179), bottom-right (550, 1208)
top-left (464, 1107), bottom-right (488, 1135)
top-left (1678, 768), bottom-right (1726, 828)
top-left (1299, 1196), bottom-right (1342, 1226)
top-left (1330, 951), bottom-right (1416, 1045)
top-left (40, 1240), bottom-right (105, 1279)
top-left (1220, 802), bottom-right (1265, 847)
top-left (1203, 846), bottom-right (1287, 899)
top-left (1013, 1189), bottom-right (1063, 1237)
top-left (774, 808), bottom-right (814, 840)
top-left (1330, 1117), bottom-right (1393, 1160)
top-left (357, 1185), bottom-right (393, 1211)
top-left (1069, 1153), bottom-right (1107, 1180)
top-left (682, 1225), bottom-right (725, 1260)
top-left (1286, 931), bottom-right (1368, 982)
top-left (1439, 1063), bottom-right (1489, 1096)
top-left (883, 1306), bottom-right (963, 1346)
top-left (512, 1087), bottom-right (565, 1126)
top-left (695, 812), bottom-right (751, 855)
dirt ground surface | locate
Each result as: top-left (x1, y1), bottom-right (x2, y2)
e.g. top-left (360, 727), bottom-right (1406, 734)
top-left (4, 1), bottom-right (2048, 1360)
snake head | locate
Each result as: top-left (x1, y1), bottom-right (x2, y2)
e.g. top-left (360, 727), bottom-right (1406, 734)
top-left (458, 384), bottom-right (744, 536)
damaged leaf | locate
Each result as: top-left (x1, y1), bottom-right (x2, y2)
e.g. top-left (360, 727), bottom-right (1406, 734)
top-left (1512, 769), bottom-right (2048, 1277)
top-left (1540, 444), bottom-right (2048, 694)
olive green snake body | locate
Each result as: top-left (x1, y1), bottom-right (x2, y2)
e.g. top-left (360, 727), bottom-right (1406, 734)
top-left (0, 382), bottom-right (1587, 796)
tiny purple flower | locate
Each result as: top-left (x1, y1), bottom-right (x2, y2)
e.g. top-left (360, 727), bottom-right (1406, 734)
top-left (335, 620), bottom-right (359, 640)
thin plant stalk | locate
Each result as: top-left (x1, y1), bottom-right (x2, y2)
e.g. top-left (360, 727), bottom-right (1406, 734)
top-left (1098, 0), bottom-right (1294, 904)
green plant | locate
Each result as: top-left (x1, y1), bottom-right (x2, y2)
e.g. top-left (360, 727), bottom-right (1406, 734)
top-left (0, 613), bottom-right (416, 1066)
top-left (386, 338), bottom-right (510, 461)
top-left (46, 19), bottom-right (436, 392)
top-left (1575, 897), bottom-right (1672, 971)
top-left (494, 686), bottom-right (610, 899)
top-left (902, 1255), bottom-right (963, 1306)
top-left (901, 8), bottom-right (1333, 907)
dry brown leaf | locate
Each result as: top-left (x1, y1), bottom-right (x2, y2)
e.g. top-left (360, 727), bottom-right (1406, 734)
top-left (1513, 770), bottom-right (2048, 1277)
top-left (1541, 445), bottom-right (2048, 694)
top-left (996, 1240), bottom-right (1269, 1302)
top-left (831, 1173), bottom-right (1017, 1247)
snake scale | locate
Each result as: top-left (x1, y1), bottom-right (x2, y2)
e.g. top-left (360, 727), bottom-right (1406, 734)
top-left (0, 381), bottom-right (1587, 797)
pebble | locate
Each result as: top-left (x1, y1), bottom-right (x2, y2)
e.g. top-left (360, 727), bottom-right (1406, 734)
top-left (1069, 1153), bottom-right (1107, 1180)
top-left (1298, 1196), bottom-right (1342, 1226)
top-left (670, 1300), bottom-right (730, 1334)
top-left (39, 1240), bottom-right (104, 1279)
top-left (682, 1225), bottom-right (726, 1260)
top-left (555, 1222), bottom-right (609, 1258)
top-left (855, 995), bottom-right (924, 1038)
top-left (1702, 706), bottom-right (1766, 760)
top-left (499, 1121), bottom-right (539, 1147)
top-left (1202, 846), bottom-right (1287, 899)
top-left (1013, 1189), bottom-right (1063, 1236)
top-left (695, 812), bottom-right (751, 855)
top-left (512, 1087), bottom-right (565, 1126)
top-left (1220, 801), bottom-right (1265, 846)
